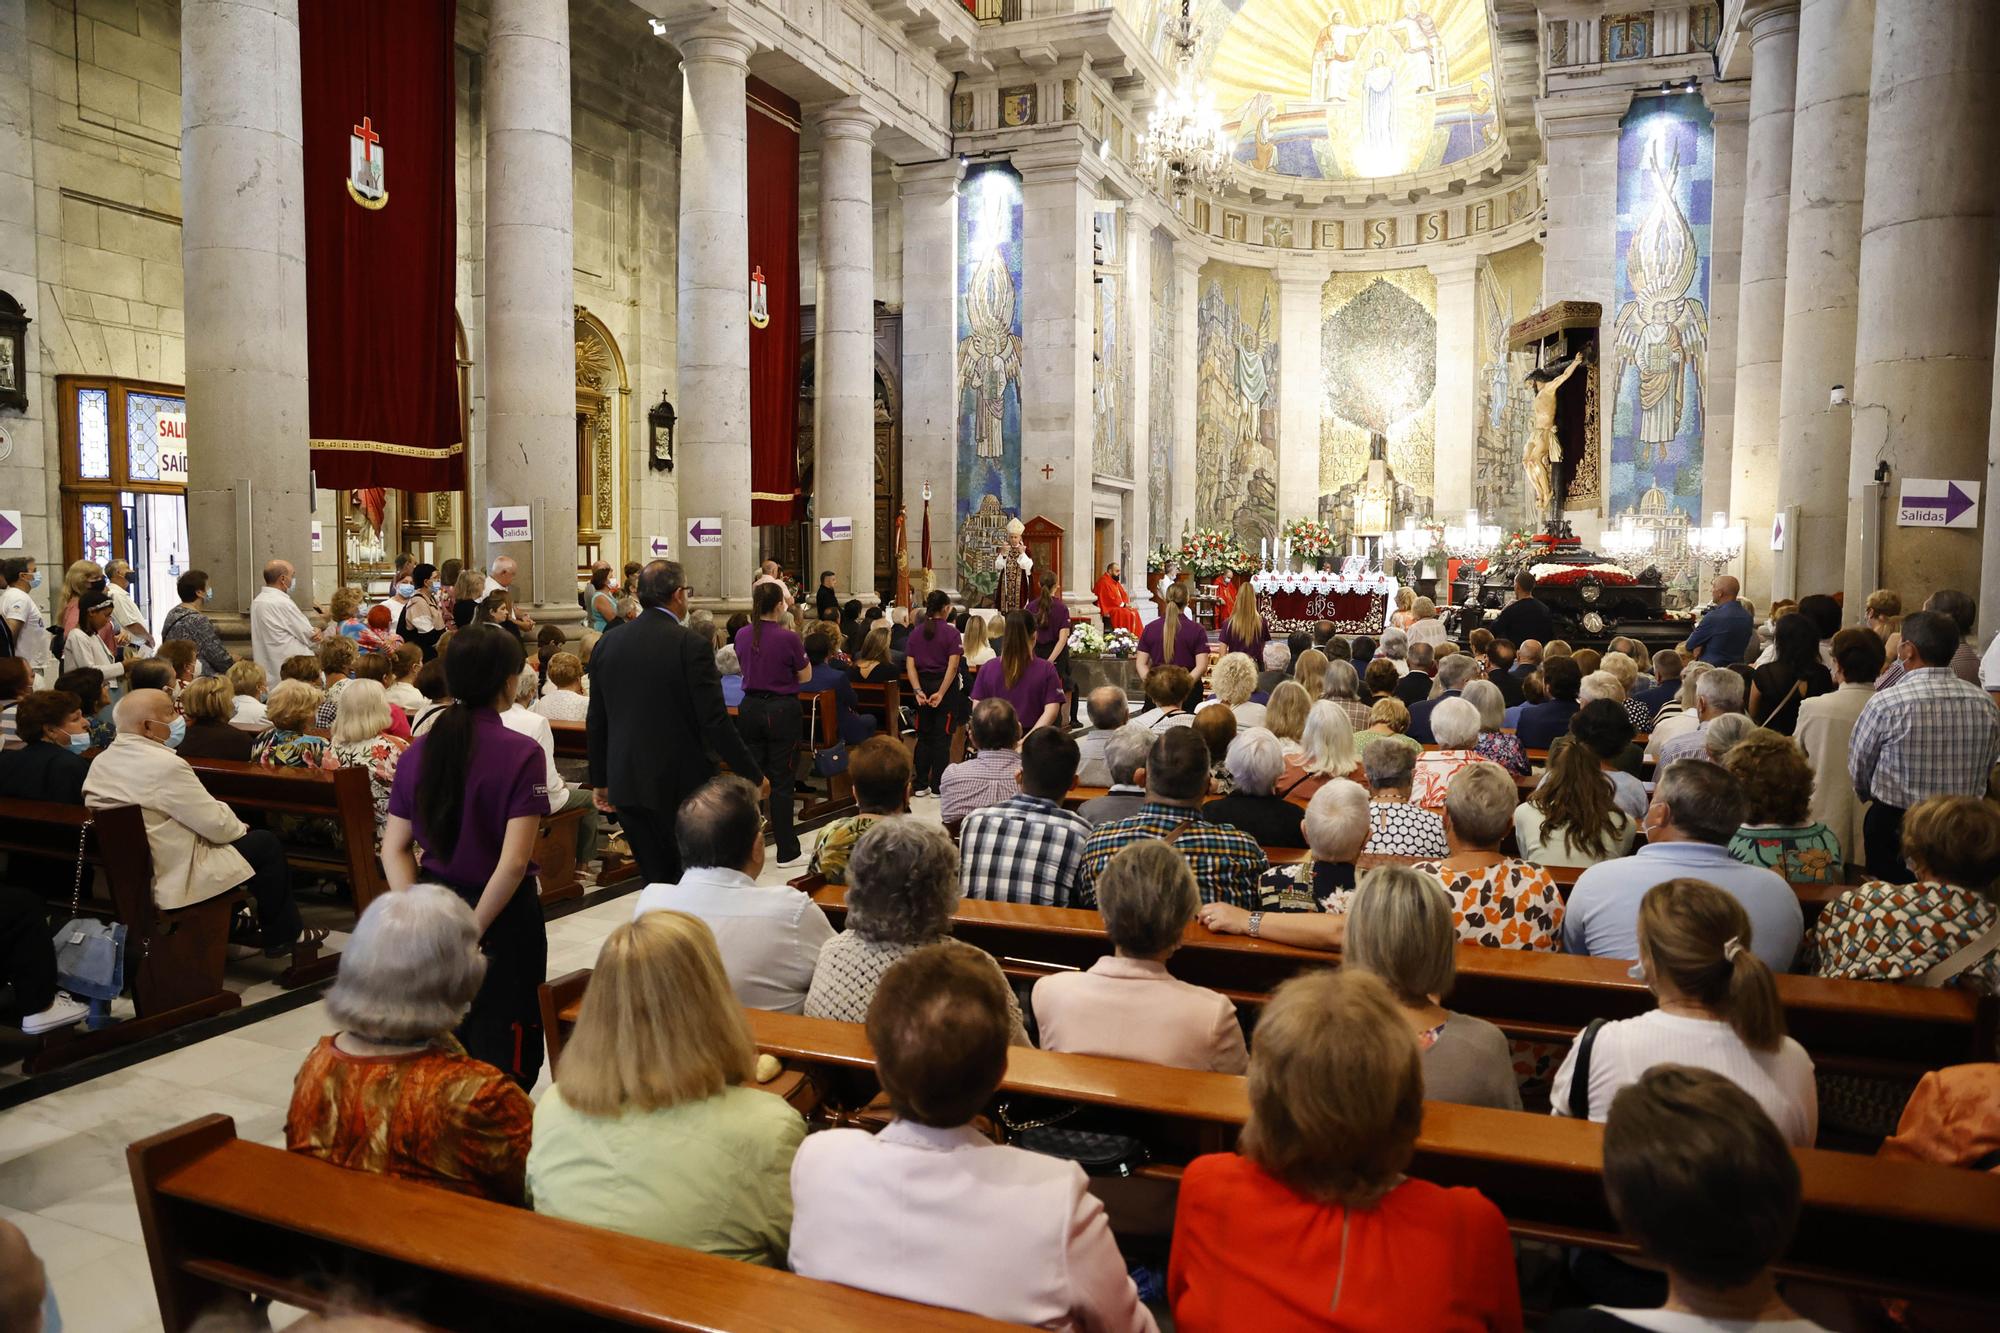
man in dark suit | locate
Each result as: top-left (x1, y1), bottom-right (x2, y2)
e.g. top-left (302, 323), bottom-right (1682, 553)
top-left (1632, 648), bottom-right (1683, 723)
top-left (1489, 570), bottom-right (1554, 648)
top-left (1408, 653), bottom-right (1480, 745)
top-left (589, 560), bottom-right (766, 885)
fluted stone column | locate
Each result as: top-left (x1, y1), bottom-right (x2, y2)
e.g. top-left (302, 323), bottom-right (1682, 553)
top-left (675, 27), bottom-right (753, 602)
top-left (484, 0), bottom-right (577, 616)
top-left (1982, 281), bottom-right (2000, 634)
top-left (1125, 209), bottom-right (1155, 615)
top-left (1773, 0), bottom-right (1872, 599)
top-left (1276, 264), bottom-right (1322, 526)
top-left (1727, 1), bottom-right (1801, 601)
top-left (812, 105), bottom-right (879, 602)
top-left (181, 0), bottom-right (312, 616)
top-left (1432, 255), bottom-right (1478, 519)
top-left (894, 158), bottom-right (962, 594)
top-left (1846, 0), bottom-right (2000, 609)
top-left (1171, 249), bottom-right (1202, 557)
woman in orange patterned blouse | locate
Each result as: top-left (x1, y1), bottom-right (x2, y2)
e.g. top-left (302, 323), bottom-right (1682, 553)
top-left (1414, 761), bottom-right (1565, 951)
top-left (286, 885), bottom-right (533, 1203)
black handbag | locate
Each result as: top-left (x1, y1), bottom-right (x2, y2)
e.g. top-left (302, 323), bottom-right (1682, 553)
top-left (813, 740), bottom-right (850, 777)
top-left (997, 1101), bottom-right (1149, 1178)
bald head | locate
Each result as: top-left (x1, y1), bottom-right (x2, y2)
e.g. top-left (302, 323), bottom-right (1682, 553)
top-left (113, 688), bottom-right (176, 740)
top-left (491, 556), bottom-right (517, 586)
top-left (1085, 685), bottom-right (1129, 731)
top-left (761, 560), bottom-right (781, 577)
top-left (1712, 575), bottom-right (1740, 602)
top-left (1517, 639), bottom-right (1543, 665)
top-left (262, 559), bottom-right (294, 588)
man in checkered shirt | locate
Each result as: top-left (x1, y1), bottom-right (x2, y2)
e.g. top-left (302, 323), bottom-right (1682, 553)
top-left (1077, 728), bottom-right (1266, 910)
top-left (958, 727), bottom-right (1091, 907)
top-left (1849, 610), bottom-right (2000, 882)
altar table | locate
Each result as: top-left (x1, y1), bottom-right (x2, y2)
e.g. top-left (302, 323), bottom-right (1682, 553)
top-left (1252, 572), bottom-right (1395, 634)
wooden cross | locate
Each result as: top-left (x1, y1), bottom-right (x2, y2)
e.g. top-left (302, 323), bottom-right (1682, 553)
top-left (1040, 462), bottom-right (1055, 481)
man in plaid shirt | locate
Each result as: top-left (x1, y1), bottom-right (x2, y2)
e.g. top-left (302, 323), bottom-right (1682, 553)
top-left (958, 728), bottom-right (1091, 907)
top-left (1078, 728), bottom-right (1266, 909)
top-left (1849, 610), bottom-right (2000, 881)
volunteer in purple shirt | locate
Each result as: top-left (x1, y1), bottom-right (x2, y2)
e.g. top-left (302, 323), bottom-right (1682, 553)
top-left (971, 611), bottom-right (1066, 732)
top-left (1137, 581), bottom-right (1212, 707)
top-left (1030, 571), bottom-right (1075, 725)
top-left (905, 589), bottom-right (963, 796)
top-left (734, 581), bottom-right (812, 866)
top-left (383, 625), bottom-right (551, 1091)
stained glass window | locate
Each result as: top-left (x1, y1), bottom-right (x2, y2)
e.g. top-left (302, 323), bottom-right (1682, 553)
top-left (81, 503), bottom-right (113, 567)
top-left (78, 388), bottom-right (111, 479)
top-left (126, 391), bottom-right (183, 482)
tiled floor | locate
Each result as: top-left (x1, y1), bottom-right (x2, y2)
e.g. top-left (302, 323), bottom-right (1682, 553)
top-left (0, 796), bottom-right (906, 1333)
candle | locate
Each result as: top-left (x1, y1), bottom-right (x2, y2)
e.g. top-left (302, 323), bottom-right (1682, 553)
top-left (1261, 537), bottom-right (1269, 567)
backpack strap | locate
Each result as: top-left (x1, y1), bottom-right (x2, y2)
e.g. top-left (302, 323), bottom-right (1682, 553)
top-left (1567, 1017), bottom-right (1609, 1120)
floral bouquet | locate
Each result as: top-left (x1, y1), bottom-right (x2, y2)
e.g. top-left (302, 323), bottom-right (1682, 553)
top-left (1102, 627), bottom-right (1138, 659)
top-left (1147, 541), bottom-right (1180, 574)
top-left (1180, 527), bottom-right (1253, 578)
top-left (1280, 517), bottom-right (1338, 566)
top-left (1529, 561), bottom-right (1638, 587)
top-left (1069, 622), bottom-right (1107, 658)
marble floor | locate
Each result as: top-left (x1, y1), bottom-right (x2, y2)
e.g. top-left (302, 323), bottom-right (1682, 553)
top-left (0, 797), bottom-right (897, 1333)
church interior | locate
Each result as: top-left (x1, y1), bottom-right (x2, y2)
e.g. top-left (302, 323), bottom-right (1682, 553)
top-left (2, 0), bottom-right (2000, 1329)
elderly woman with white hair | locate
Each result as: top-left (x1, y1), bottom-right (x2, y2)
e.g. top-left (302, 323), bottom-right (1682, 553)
top-left (329, 677), bottom-right (408, 839)
top-left (1376, 626), bottom-right (1410, 676)
top-left (1598, 651), bottom-right (1655, 732)
top-left (1408, 696), bottom-right (1483, 811)
top-left (1198, 778), bottom-right (1371, 950)
top-left (285, 884), bottom-right (533, 1202)
top-left (1344, 866), bottom-right (1521, 1110)
top-left (1279, 700), bottom-right (1363, 808)
top-left (1419, 762), bottom-right (1564, 952)
top-left (1461, 678), bottom-right (1528, 775)
top-left (1645, 662), bottom-right (1712, 758)
top-left (1206, 651), bottom-right (1266, 729)
top-left (1201, 728), bottom-right (1307, 847)
top-left (1320, 658), bottom-right (1373, 731)
top-left (804, 817), bottom-right (1027, 1043)
top-left (715, 643), bottom-right (745, 709)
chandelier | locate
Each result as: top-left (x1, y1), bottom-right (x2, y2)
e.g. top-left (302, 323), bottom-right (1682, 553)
top-left (1142, 1), bottom-right (1233, 198)
top-left (1388, 518), bottom-right (1439, 566)
top-left (1685, 511), bottom-right (1744, 572)
top-left (1441, 509), bottom-right (1503, 564)
top-left (1598, 513), bottom-right (1657, 573)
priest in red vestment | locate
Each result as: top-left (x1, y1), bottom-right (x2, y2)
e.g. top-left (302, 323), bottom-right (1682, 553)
top-left (1212, 571), bottom-right (1240, 627)
top-left (1093, 562), bottom-right (1142, 635)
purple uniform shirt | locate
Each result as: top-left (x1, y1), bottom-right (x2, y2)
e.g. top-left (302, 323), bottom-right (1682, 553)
top-left (906, 621), bottom-right (964, 675)
top-left (735, 623), bottom-right (808, 694)
top-left (1138, 613), bottom-right (1208, 671)
top-left (1219, 619), bottom-right (1268, 662)
top-left (385, 708), bottom-right (546, 888)
top-left (970, 656), bottom-right (1065, 727)
top-left (1033, 597), bottom-right (1070, 650)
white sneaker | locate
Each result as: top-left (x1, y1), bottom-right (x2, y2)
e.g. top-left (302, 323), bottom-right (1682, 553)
top-left (22, 991), bottom-right (89, 1036)
top-left (777, 850), bottom-right (811, 870)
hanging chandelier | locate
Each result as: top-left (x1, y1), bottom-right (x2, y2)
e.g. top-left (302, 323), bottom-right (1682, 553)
top-left (1142, 1), bottom-right (1233, 198)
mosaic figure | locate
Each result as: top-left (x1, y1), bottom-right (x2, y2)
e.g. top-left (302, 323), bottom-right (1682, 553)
top-left (1612, 133), bottom-right (1709, 466)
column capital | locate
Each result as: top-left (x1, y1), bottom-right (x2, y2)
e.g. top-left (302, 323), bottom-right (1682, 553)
top-left (1173, 246), bottom-right (1205, 279)
top-left (893, 157), bottom-right (964, 198)
top-left (810, 98), bottom-right (879, 141)
top-left (1429, 251), bottom-right (1479, 283)
top-left (1742, 0), bottom-right (1801, 43)
top-left (665, 19), bottom-right (755, 68)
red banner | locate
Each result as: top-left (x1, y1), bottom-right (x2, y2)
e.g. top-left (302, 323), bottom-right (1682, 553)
top-left (747, 79), bottom-right (802, 527)
top-left (300, 0), bottom-right (463, 491)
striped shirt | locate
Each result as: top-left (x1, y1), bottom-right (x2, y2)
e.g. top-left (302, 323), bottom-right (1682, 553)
top-left (958, 794), bottom-right (1091, 907)
top-left (1077, 800), bottom-right (1266, 910)
top-left (1848, 667), bottom-right (2000, 810)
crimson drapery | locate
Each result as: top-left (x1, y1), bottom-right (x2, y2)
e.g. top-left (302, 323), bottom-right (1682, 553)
top-left (747, 79), bottom-right (802, 527)
top-left (300, 0), bottom-right (462, 491)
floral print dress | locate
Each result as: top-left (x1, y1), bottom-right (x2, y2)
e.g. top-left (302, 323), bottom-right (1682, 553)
top-left (331, 733), bottom-right (409, 839)
top-left (1729, 822), bottom-right (1844, 885)
top-left (1413, 858), bottom-right (1565, 951)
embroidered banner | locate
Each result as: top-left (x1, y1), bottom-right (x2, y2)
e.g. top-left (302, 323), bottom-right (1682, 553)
top-left (747, 79), bottom-right (802, 527)
top-left (300, 0), bottom-right (462, 491)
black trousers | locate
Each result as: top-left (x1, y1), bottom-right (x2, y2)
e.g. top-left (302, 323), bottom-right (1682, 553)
top-left (1864, 801), bottom-right (1913, 884)
top-left (0, 885), bottom-right (57, 1022)
top-left (232, 829), bottom-right (302, 949)
top-left (444, 875), bottom-right (547, 1093)
top-left (618, 803), bottom-right (683, 886)
top-left (736, 693), bottom-right (803, 861)
top-left (911, 670), bottom-right (954, 791)
top-left (1036, 642), bottom-right (1074, 722)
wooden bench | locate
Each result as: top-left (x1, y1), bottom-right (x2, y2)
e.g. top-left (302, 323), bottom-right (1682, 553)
top-left (748, 1010), bottom-right (2000, 1314)
top-left (127, 1114), bottom-right (1014, 1332)
top-left (0, 800), bottom-right (242, 1073)
top-left (550, 719), bottom-right (587, 763)
top-left (849, 678), bottom-right (907, 738)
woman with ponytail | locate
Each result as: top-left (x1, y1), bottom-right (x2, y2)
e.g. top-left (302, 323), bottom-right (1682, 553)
top-left (733, 580), bottom-right (811, 866)
top-left (1029, 571), bottom-right (1075, 726)
top-left (970, 611), bottom-right (1065, 733)
top-left (1136, 580), bottom-right (1212, 696)
top-left (382, 626), bottom-right (552, 1090)
top-left (1220, 578), bottom-right (1270, 661)
top-left (905, 589), bottom-right (963, 795)
top-left (1552, 878), bottom-right (1816, 1146)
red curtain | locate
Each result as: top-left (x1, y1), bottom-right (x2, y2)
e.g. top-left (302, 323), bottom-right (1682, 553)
top-left (747, 79), bottom-right (802, 527)
top-left (300, 0), bottom-right (462, 491)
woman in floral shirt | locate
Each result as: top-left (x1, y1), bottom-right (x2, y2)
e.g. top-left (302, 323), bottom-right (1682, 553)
top-left (253, 679), bottom-right (335, 770)
top-left (1413, 761), bottom-right (1564, 952)
top-left (1723, 729), bottom-right (1845, 886)
top-left (807, 736), bottom-right (909, 884)
top-left (1461, 680), bottom-right (1527, 775)
top-left (329, 678), bottom-right (408, 839)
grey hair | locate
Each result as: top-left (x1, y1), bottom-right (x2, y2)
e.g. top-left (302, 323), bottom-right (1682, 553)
top-left (1225, 727), bottom-right (1286, 796)
top-left (1301, 778), bottom-right (1370, 861)
top-left (1106, 724), bottom-right (1155, 785)
top-left (1379, 627), bottom-right (1408, 660)
top-left (1702, 711), bottom-right (1756, 761)
top-left (1657, 759), bottom-right (1747, 844)
top-left (1210, 652), bottom-right (1258, 707)
top-left (325, 885), bottom-right (487, 1040)
top-left (1095, 840), bottom-right (1197, 957)
top-left (1345, 865), bottom-right (1457, 1006)
top-left (1361, 736), bottom-right (1417, 790)
top-left (1460, 679), bottom-right (1506, 731)
top-left (1299, 701), bottom-right (1359, 778)
top-left (514, 671), bottom-right (540, 705)
top-left (1676, 662), bottom-right (1713, 709)
top-left (1429, 696), bottom-right (1482, 749)
top-left (1696, 666), bottom-right (1745, 713)
top-left (1262, 641), bottom-right (1293, 672)
top-left (715, 645), bottom-right (741, 676)
top-left (846, 817), bottom-right (961, 944)
top-left (1407, 641), bottom-right (1435, 671)
top-left (1443, 761), bottom-right (1516, 846)
top-left (1579, 670), bottom-right (1626, 705)
top-left (1435, 653), bottom-right (1479, 690)
top-left (1322, 658), bottom-right (1361, 701)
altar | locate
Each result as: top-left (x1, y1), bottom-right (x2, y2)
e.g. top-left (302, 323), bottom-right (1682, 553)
top-left (1252, 570), bottom-right (1397, 635)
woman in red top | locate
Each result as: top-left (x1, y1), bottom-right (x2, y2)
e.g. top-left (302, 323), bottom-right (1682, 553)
top-left (1170, 969), bottom-right (1522, 1332)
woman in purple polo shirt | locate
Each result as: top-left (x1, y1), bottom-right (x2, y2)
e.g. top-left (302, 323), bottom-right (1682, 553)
top-left (1220, 579), bottom-right (1270, 661)
top-left (905, 589), bottom-right (963, 795)
top-left (1029, 571), bottom-right (1074, 728)
top-left (383, 626), bottom-right (550, 1090)
top-left (1138, 582), bottom-right (1212, 705)
top-left (971, 611), bottom-right (1065, 733)
top-left (734, 581), bottom-right (812, 865)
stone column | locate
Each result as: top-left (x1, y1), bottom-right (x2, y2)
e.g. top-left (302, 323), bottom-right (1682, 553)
top-left (1172, 249), bottom-right (1203, 553)
top-left (0, 0), bottom-right (50, 593)
top-left (483, 0), bottom-right (577, 617)
top-left (1701, 86), bottom-right (1751, 526)
top-left (1727, 2), bottom-right (1801, 601)
top-left (894, 158), bottom-right (962, 594)
top-left (811, 104), bottom-right (879, 603)
top-left (674, 26), bottom-right (753, 602)
top-left (181, 0), bottom-right (313, 616)
top-left (1847, 0), bottom-right (2000, 609)
top-left (1982, 281), bottom-right (2000, 634)
top-left (1125, 208), bottom-right (1154, 613)
top-left (1773, 0), bottom-right (1872, 599)
top-left (1276, 264), bottom-right (1322, 527)
top-left (1431, 254), bottom-right (1478, 519)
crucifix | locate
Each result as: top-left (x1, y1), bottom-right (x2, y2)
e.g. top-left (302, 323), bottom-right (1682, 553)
top-left (1040, 462), bottom-right (1055, 481)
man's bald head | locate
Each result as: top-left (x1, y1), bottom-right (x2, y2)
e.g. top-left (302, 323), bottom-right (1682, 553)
top-left (1517, 639), bottom-right (1543, 665)
top-left (491, 556), bottom-right (517, 585)
top-left (761, 560), bottom-right (780, 577)
top-left (114, 688), bottom-right (176, 736)
top-left (263, 559), bottom-right (294, 587)
top-left (1085, 685), bottom-right (1129, 731)
top-left (1712, 575), bottom-right (1740, 602)
top-left (0, 1218), bottom-right (43, 1332)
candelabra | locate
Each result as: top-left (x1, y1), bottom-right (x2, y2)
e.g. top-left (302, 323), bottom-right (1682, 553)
top-left (1388, 518), bottom-right (1437, 567)
top-left (1598, 514), bottom-right (1657, 573)
top-left (1685, 511), bottom-right (1744, 573)
top-left (1440, 509), bottom-right (1503, 565)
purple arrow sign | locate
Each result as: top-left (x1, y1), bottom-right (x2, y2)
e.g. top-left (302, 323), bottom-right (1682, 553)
top-left (649, 536), bottom-right (671, 555)
top-left (489, 509), bottom-right (529, 540)
top-left (1902, 482), bottom-right (1976, 524)
top-left (686, 518), bottom-right (722, 546)
top-left (819, 516), bottom-right (853, 542)
top-left (0, 512), bottom-right (17, 547)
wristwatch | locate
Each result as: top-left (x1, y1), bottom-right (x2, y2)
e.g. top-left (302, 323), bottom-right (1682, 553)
top-left (1247, 911), bottom-right (1264, 939)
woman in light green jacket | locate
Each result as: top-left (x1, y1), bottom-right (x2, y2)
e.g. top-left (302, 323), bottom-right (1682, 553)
top-left (527, 911), bottom-right (805, 1265)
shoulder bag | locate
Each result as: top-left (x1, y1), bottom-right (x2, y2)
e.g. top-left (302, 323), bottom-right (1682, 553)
top-left (1912, 919), bottom-right (2000, 989)
top-left (50, 817), bottom-right (126, 1004)
top-left (1566, 1017), bottom-right (1609, 1120)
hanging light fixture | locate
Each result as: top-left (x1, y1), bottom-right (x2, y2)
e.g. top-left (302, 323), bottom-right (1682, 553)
top-left (1685, 511), bottom-right (1744, 572)
top-left (1142, 0), bottom-right (1233, 198)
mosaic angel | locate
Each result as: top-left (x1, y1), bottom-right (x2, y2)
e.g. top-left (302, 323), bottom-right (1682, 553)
top-left (959, 246), bottom-right (1022, 462)
top-left (1612, 132), bottom-right (1709, 466)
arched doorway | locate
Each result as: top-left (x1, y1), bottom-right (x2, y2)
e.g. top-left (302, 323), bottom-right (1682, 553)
top-left (781, 305), bottom-right (903, 604)
top-left (574, 307), bottom-right (630, 574)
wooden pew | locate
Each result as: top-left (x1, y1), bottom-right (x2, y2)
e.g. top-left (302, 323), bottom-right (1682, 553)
top-left (186, 756), bottom-right (386, 915)
top-left (127, 1114), bottom-right (1014, 1332)
top-left (0, 800), bottom-right (242, 1072)
top-left (749, 1009), bottom-right (2000, 1313)
top-left (849, 678), bottom-right (907, 739)
top-left (798, 688), bottom-right (857, 822)
top-left (550, 719), bottom-right (586, 762)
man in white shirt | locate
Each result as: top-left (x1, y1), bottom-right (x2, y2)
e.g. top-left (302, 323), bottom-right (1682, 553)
top-left (630, 775), bottom-right (832, 1013)
top-left (0, 557), bottom-right (53, 683)
top-left (751, 560), bottom-right (793, 612)
top-left (103, 559), bottom-right (153, 649)
top-left (482, 556), bottom-right (535, 631)
top-left (501, 675), bottom-right (598, 870)
top-left (1073, 686), bottom-right (1129, 787)
top-left (1650, 666), bottom-right (1746, 770)
top-left (249, 560), bottom-right (319, 681)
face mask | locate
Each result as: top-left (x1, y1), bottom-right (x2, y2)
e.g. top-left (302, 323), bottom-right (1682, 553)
top-left (429, 580), bottom-right (442, 595)
top-left (395, 582), bottom-right (416, 598)
top-left (201, 587), bottom-right (213, 603)
top-left (1626, 961), bottom-right (1647, 981)
top-left (67, 729), bottom-right (90, 753)
top-left (163, 716), bottom-right (186, 749)
top-left (29, 570), bottom-right (42, 590)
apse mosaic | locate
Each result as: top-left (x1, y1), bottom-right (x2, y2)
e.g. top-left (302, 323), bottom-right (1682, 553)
top-left (955, 162), bottom-right (1024, 605)
top-left (1609, 93), bottom-right (1714, 523)
top-left (1093, 207), bottom-right (1133, 479)
top-left (1195, 261), bottom-right (1280, 544)
top-left (1149, 227), bottom-right (1177, 544)
top-left (1475, 240), bottom-right (1544, 533)
top-left (1317, 267), bottom-right (1436, 541)
top-left (1124, 0), bottom-right (1501, 183)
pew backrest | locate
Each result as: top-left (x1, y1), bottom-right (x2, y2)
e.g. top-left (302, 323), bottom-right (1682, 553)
top-left (184, 757), bottom-right (388, 914)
